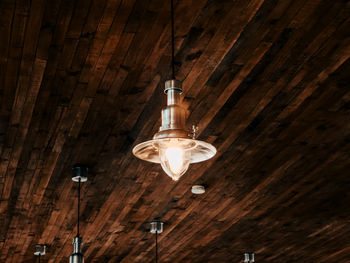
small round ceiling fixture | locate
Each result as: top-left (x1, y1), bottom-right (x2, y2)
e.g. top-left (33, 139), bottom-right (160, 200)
top-left (191, 185), bottom-right (205, 194)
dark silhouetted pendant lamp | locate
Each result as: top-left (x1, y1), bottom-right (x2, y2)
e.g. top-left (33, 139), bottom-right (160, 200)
top-left (132, 0), bottom-right (216, 181)
top-left (70, 165), bottom-right (88, 263)
top-left (150, 221), bottom-right (163, 263)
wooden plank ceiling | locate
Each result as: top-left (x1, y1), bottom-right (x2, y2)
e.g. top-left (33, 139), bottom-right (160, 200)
top-left (0, 0), bottom-right (349, 262)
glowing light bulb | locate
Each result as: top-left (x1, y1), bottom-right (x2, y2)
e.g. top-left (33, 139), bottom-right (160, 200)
top-left (159, 140), bottom-right (191, 181)
top-left (165, 147), bottom-right (184, 174)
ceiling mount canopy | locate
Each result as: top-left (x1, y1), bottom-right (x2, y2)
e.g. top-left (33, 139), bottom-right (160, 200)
top-left (244, 253), bottom-right (255, 263)
top-left (34, 244), bottom-right (46, 263)
top-left (132, 0), bottom-right (216, 181)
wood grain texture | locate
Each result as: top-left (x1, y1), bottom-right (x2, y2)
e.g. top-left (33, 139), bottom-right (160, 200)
top-left (0, 0), bottom-right (349, 262)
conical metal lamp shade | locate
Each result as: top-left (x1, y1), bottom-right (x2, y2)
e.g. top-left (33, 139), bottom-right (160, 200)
top-left (69, 236), bottom-right (84, 263)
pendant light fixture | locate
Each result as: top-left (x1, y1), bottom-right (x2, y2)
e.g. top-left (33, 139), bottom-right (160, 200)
top-left (150, 221), bottom-right (163, 263)
top-left (70, 165), bottom-right (88, 263)
top-left (132, 0), bottom-right (216, 181)
top-left (34, 244), bottom-right (46, 263)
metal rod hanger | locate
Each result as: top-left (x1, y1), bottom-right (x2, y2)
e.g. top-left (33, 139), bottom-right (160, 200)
top-left (77, 177), bottom-right (81, 237)
top-left (171, 0), bottom-right (175, 79)
top-left (72, 164), bottom-right (88, 237)
top-left (155, 230), bottom-right (158, 263)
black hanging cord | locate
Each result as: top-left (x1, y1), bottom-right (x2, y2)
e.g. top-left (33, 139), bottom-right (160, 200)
top-left (171, 0), bottom-right (175, 79)
top-left (155, 230), bottom-right (158, 263)
top-left (38, 254), bottom-right (41, 263)
top-left (77, 177), bottom-right (81, 237)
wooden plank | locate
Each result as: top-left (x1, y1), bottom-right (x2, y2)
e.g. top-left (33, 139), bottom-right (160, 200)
top-left (0, 0), bottom-right (349, 262)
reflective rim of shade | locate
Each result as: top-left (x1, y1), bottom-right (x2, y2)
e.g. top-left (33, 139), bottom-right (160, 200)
top-left (132, 138), bottom-right (216, 164)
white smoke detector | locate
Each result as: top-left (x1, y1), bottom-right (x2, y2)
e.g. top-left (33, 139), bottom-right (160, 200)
top-left (191, 185), bottom-right (205, 194)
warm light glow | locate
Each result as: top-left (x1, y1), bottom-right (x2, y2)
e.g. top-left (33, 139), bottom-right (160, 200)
top-left (131, 2), bottom-right (217, 181)
top-left (159, 139), bottom-right (191, 181)
top-left (133, 138), bottom-right (216, 181)
top-left (165, 147), bottom-right (184, 174)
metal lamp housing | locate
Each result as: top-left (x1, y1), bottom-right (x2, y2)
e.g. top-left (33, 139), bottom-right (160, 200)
top-left (150, 221), bottom-right (164, 234)
top-left (244, 253), bottom-right (255, 262)
top-left (133, 80), bottom-right (216, 181)
top-left (70, 237), bottom-right (84, 263)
